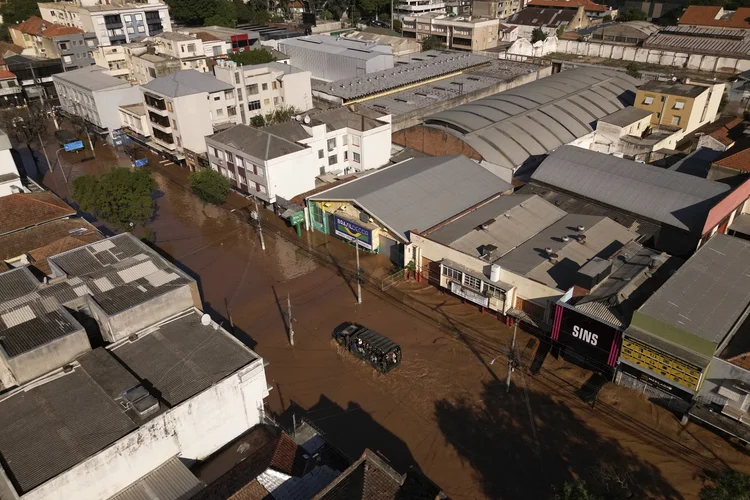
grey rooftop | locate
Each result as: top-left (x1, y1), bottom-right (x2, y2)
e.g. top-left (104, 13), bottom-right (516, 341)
top-left (53, 65), bottom-right (130, 92)
top-left (143, 69), bottom-right (233, 97)
top-left (599, 106), bottom-right (653, 127)
top-left (207, 124), bottom-right (306, 160)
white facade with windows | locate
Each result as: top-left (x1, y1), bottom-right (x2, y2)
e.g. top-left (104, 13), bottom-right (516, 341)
top-left (213, 59), bottom-right (312, 125)
top-left (93, 45), bottom-right (129, 79)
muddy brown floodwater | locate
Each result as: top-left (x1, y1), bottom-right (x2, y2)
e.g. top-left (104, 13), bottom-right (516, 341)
top-left (25, 139), bottom-right (750, 500)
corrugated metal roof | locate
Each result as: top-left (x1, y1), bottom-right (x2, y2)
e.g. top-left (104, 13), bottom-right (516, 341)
top-left (644, 25), bottom-right (750, 57)
top-left (309, 156), bottom-right (513, 240)
top-left (637, 234), bottom-right (750, 344)
top-left (142, 70), bottom-right (233, 98)
top-left (108, 457), bottom-right (205, 500)
top-left (424, 67), bottom-right (639, 169)
top-left (530, 146), bottom-right (731, 233)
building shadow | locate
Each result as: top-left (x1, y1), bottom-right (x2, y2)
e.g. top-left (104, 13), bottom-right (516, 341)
top-left (434, 378), bottom-right (685, 499)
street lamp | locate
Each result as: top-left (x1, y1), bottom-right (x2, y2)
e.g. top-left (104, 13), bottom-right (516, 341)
top-left (54, 147), bottom-right (69, 185)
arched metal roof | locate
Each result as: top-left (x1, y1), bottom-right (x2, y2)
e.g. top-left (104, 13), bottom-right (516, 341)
top-left (424, 67), bottom-right (639, 169)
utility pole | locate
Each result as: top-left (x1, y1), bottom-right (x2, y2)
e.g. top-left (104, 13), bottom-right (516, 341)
top-left (37, 133), bottom-right (51, 175)
top-left (506, 320), bottom-right (517, 392)
top-left (287, 293), bottom-right (294, 346)
top-left (355, 239), bottom-right (362, 304)
top-left (253, 199), bottom-right (266, 251)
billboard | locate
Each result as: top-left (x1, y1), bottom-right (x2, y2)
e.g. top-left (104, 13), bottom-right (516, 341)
top-left (551, 304), bottom-right (622, 368)
top-left (334, 215), bottom-right (373, 250)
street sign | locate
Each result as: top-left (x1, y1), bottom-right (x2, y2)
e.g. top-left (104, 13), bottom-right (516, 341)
top-left (134, 158), bottom-right (149, 167)
top-left (64, 140), bottom-right (84, 152)
top-left (289, 211), bottom-right (304, 226)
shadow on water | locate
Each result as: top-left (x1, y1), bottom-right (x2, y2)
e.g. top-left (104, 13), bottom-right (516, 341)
top-left (434, 379), bottom-right (685, 500)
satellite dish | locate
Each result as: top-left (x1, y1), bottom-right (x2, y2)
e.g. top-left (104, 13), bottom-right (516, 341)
top-left (201, 313), bottom-right (211, 326)
top-left (295, 115), bottom-right (302, 122)
top-left (303, 115), bottom-right (311, 124)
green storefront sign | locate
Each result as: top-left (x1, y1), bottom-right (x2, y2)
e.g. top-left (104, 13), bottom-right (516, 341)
top-left (289, 211), bottom-right (305, 226)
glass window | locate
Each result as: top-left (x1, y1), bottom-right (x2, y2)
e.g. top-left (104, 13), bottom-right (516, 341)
top-left (272, 81), bottom-right (277, 90)
top-left (353, 152), bottom-right (360, 163)
top-left (224, 90), bottom-right (233, 100)
top-left (213, 95), bottom-right (220, 101)
top-left (344, 151), bottom-right (348, 161)
top-left (246, 83), bottom-right (258, 95)
top-left (187, 43), bottom-right (196, 52)
top-left (674, 101), bottom-right (685, 110)
top-left (671, 115), bottom-right (680, 125)
top-left (137, 25), bottom-right (145, 33)
top-left (123, 14), bottom-right (132, 22)
top-left (327, 138), bottom-right (336, 150)
top-left (127, 26), bottom-right (135, 34)
top-left (226, 151), bottom-right (233, 162)
top-left (237, 89), bottom-right (243, 101)
top-left (234, 73), bottom-right (240, 84)
top-left (59, 42), bottom-right (68, 50)
top-left (274, 97), bottom-right (279, 105)
top-left (643, 96), bottom-right (654, 105)
top-left (216, 108), bottom-right (224, 117)
top-left (262, 83), bottom-right (268, 91)
top-left (249, 100), bottom-right (261, 111)
top-left (441, 266), bottom-right (462, 281)
top-left (342, 135), bottom-right (348, 145)
top-left (256, 166), bottom-right (264, 177)
top-left (263, 98), bottom-right (270, 105)
top-left (318, 149), bottom-right (324, 159)
top-left (352, 135), bottom-right (360, 146)
top-left (135, 13), bottom-right (143, 20)
top-left (463, 274), bottom-right (481, 290)
top-left (328, 154), bottom-right (337, 165)
top-left (485, 283), bottom-right (504, 298)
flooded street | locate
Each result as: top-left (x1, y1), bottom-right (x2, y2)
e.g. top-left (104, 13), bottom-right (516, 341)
top-left (16, 133), bottom-right (750, 499)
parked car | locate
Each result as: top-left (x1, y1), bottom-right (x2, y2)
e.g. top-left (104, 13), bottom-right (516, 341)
top-left (333, 322), bottom-right (401, 373)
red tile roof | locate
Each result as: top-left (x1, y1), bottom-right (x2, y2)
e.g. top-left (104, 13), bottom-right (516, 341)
top-left (678, 6), bottom-right (750, 28)
top-left (41, 24), bottom-right (85, 37)
top-left (0, 192), bottom-right (77, 236)
top-left (527, 0), bottom-right (608, 11)
top-left (713, 137), bottom-right (750, 172)
top-left (0, 70), bottom-right (16, 80)
top-left (707, 117), bottom-right (745, 146)
top-left (11, 16), bottom-right (83, 37)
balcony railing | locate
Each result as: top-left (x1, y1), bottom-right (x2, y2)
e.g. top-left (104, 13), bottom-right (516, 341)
top-left (144, 93), bottom-right (166, 111)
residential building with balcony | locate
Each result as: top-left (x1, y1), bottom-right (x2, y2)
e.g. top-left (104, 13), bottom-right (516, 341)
top-left (213, 59), bottom-right (312, 125)
top-left (38, 0), bottom-right (171, 48)
top-left (205, 108), bottom-right (391, 203)
top-left (124, 32), bottom-right (210, 85)
top-left (401, 14), bottom-right (502, 51)
top-left (9, 16), bottom-right (97, 71)
top-left (140, 70), bottom-right (240, 169)
top-left (0, 70), bottom-right (23, 108)
top-left (53, 65), bottom-right (141, 141)
top-left (394, 0), bottom-right (447, 21)
top-left (93, 44), bottom-right (129, 78)
top-left (119, 102), bottom-right (150, 139)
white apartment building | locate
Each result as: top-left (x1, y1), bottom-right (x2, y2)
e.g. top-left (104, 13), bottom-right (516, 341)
top-left (54, 65), bottom-right (142, 140)
top-left (150, 32), bottom-right (209, 72)
top-left (93, 44), bottom-right (129, 78)
top-left (38, 0), bottom-right (171, 47)
top-left (0, 131), bottom-right (23, 197)
top-left (394, 0), bottom-right (447, 21)
top-left (140, 70), bottom-right (240, 165)
top-left (205, 108), bottom-right (392, 203)
top-left (213, 59), bottom-right (312, 125)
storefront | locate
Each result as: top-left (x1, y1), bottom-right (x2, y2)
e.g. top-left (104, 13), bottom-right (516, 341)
top-left (551, 302), bottom-right (622, 374)
top-left (439, 260), bottom-right (516, 317)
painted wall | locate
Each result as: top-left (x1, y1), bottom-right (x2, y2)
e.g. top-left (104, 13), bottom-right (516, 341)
top-left (92, 84), bottom-right (143, 137)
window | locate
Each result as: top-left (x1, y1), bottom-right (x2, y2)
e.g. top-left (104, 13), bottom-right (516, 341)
top-left (123, 14), bottom-right (132, 22)
top-left (352, 135), bottom-right (360, 146)
top-left (237, 89), bottom-right (243, 101)
top-left (127, 26), bottom-right (135, 34)
top-left (342, 135), bottom-right (348, 145)
top-left (279, 80), bottom-right (283, 88)
top-left (353, 152), bottom-right (360, 163)
top-left (135, 13), bottom-right (143, 20)
top-left (674, 101), bottom-right (685, 110)
top-left (213, 95), bottom-right (220, 101)
top-left (249, 100), bottom-right (261, 111)
top-left (463, 274), bottom-right (481, 290)
top-left (63, 55), bottom-right (72, 63)
top-left (485, 283), bottom-right (504, 298)
top-left (246, 83), bottom-right (258, 95)
top-left (327, 138), bottom-right (336, 150)
top-left (262, 83), bottom-right (268, 91)
top-left (86, 39), bottom-right (94, 47)
top-left (274, 97), bottom-right (279, 105)
top-left (272, 81), bottom-right (277, 90)
top-left (256, 166), bottom-right (264, 177)
top-left (234, 73), bottom-right (240, 84)
top-left (318, 149), bottom-right (324, 159)
top-left (643, 96), bottom-right (654, 105)
top-left (344, 151), bottom-right (348, 161)
top-left (264, 98), bottom-right (270, 105)
top-left (226, 151), bottom-right (233, 162)
top-left (172, 118), bottom-right (178, 129)
top-left (329, 154), bottom-right (337, 165)
top-left (228, 106), bottom-right (237, 116)
top-left (671, 115), bottom-right (681, 126)
top-left (224, 90), bottom-right (233, 100)
top-left (216, 108), bottom-right (224, 117)
top-left (137, 25), bottom-right (145, 33)
top-left (442, 265), bottom-right (462, 282)
top-left (187, 43), bottom-right (196, 52)
top-left (59, 42), bottom-right (69, 50)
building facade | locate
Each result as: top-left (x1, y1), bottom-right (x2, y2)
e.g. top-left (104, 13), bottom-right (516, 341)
top-left (213, 59), bottom-right (312, 125)
top-left (394, 0), bottom-right (447, 21)
top-left (9, 17), bottom-right (98, 70)
top-left (0, 70), bottom-right (23, 108)
top-left (54, 65), bottom-right (142, 140)
top-left (93, 44), bottom-right (129, 78)
top-left (635, 79), bottom-right (725, 135)
top-left (38, 0), bottom-right (172, 47)
top-left (401, 14), bottom-right (502, 51)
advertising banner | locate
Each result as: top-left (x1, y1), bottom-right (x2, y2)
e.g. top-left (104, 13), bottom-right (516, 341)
top-left (450, 281), bottom-right (489, 308)
top-left (619, 362), bottom-right (695, 401)
top-left (334, 215), bottom-right (373, 250)
top-left (551, 304), bottom-right (622, 368)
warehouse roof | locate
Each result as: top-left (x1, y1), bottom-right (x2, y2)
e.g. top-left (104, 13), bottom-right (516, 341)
top-left (599, 106), bottom-right (653, 127)
top-left (53, 65), bottom-right (129, 92)
top-left (425, 194), bottom-right (567, 259)
top-left (637, 234), bottom-right (750, 347)
top-left (312, 51), bottom-right (492, 101)
top-left (143, 69), bottom-right (233, 97)
top-left (506, 7), bottom-right (576, 27)
top-left (530, 146), bottom-right (731, 233)
top-left (424, 67), bottom-right (639, 170)
top-left (309, 156), bottom-right (513, 241)
top-left (109, 458), bottom-right (205, 500)
top-left (279, 35), bottom-right (392, 60)
top-left (644, 26), bottom-right (750, 57)
top-left (208, 124), bottom-right (306, 160)
top-left (497, 214), bottom-right (638, 290)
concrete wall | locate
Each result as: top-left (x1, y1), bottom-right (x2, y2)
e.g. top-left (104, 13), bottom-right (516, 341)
top-left (92, 84), bottom-right (144, 137)
top-left (277, 41), bottom-right (394, 82)
top-left (6, 327), bottom-right (91, 384)
top-left (699, 357), bottom-right (750, 406)
top-left (267, 149), bottom-right (324, 201)
top-left (22, 356), bottom-right (268, 500)
top-left (103, 286), bottom-right (195, 342)
top-left (359, 122), bottom-right (391, 171)
top-left (392, 125), bottom-right (483, 159)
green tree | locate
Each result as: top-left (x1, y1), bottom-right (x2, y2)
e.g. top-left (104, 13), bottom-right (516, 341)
top-left (233, 0), bottom-right (253, 23)
top-left (166, 0), bottom-right (217, 25)
top-left (421, 35), bottom-right (445, 51)
top-left (358, 0), bottom-right (389, 18)
top-left (72, 168), bottom-right (157, 229)
top-left (263, 106), bottom-right (299, 126)
top-left (0, 105), bottom-right (48, 168)
top-left (228, 48), bottom-right (276, 65)
top-left (190, 168), bottom-right (231, 205)
top-left (556, 25), bottom-right (566, 38)
top-left (1, 0), bottom-right (40, 25)
top-left (205, 0), bottom-right (237, 27)
top-left (393, 19), bottom-right (402, 31)
top-left (250, 114), bottom-right (266, 127)
top-left (555, 480), bottom-right (601, 500)
top-left (618, 8), bottom-right (647, 21)
top-left (701, 469), bottom-right (750, 500)
top-left (531, 27), bottom-right (548, 43)
top-left (626, 61), bottom-right (641, 79)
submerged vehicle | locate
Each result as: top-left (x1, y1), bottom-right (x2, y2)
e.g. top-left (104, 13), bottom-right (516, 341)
top-left (333, 322), bottom-right (401, 373)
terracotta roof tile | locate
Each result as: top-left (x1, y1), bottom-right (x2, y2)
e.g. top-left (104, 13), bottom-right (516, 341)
top-left (228, 479), bottom-right (273, 500)
top-left (0, 192), bottom-right (76, 236)
top-left (12, 17), bottom-right (47, 36)
top-left (41, 24), bottom-right (84, 37)
top-left (314, 450), bottom-right (404, 500)
top-left (527, 0), bottom-right (608, 11)
top-left (0, 70), bottom-right (16, 80)
top-left (713, 137), bottom-right (750, 172)
top-left (678, 6), bottom-right (750, 28)
top-left (709, 117), bottom-right (746, 146)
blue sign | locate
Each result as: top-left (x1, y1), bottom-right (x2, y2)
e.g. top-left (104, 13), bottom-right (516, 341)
top-left (64, 140), bottom-right (84, 152)
top-left (334, 215), bottom-right (373, 250)
top-left (134, 158), bottom-right (149, 167)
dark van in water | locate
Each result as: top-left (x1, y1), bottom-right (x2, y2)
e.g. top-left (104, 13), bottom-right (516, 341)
top-left (333, 323), bottom-right (401, 373)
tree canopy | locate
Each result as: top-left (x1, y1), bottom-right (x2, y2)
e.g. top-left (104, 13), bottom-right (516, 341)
top-left (229, 49), bottom-right (276, 65)
top-left (190, 168), bottom-right (231, 205)
top-left (0, 107), bottom-right (47, 148)
top-left (204, 0), bottom-right (237, 27)
top-left (1, 0), bottom-right (41, 25)
top-left (701, 469), bottom-right (750, 500)
top-left (617, 8), bottom-right (648, 21)
top-left (531, 27), bottom-right (548, 43)
top-left (421, 35), bottom-right (445, 51)
top-left (556, 481), bottom-right (601, 500)
top-left (72, 168), bottom-right (157, 229)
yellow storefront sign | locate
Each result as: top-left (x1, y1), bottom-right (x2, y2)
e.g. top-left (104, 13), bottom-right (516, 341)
top-left (621, 337), bottom-right (702, 391)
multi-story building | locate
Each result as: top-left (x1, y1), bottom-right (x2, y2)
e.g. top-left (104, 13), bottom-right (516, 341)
top-left (9, 16), bottom-right (98, 71)
top-left (505, 7), bottom-right (590, 40)
top-left (0, 70), bottom-right (23, 108)
top-left (473, 0), bottom-right (523, 19)
top-left (93, 44), bottom-right (129, 78)
top-left (635, 79), bottom-right (725, 135)
top-left (5, 54), bottom-right (63, 102)
top-left (150, 32), bottom-right (209, 72)
top-left (38, 0), bottom-right (171, 47)
top-left (140, 70), bottom-right (240, 169)
top-left (54, 65), bottom-right (142, 140)
top-left (394, 0), bottom-right (447, 21)
top-left (401, 14), bottom-right (501, 51)
top-left (205, 108), bottom-right (391, 203)
top-left (213, 59), bottom-right (312, 125)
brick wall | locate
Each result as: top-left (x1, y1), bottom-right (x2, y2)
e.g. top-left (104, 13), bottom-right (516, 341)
top-left (392, 126), bottom-right (483, 161)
